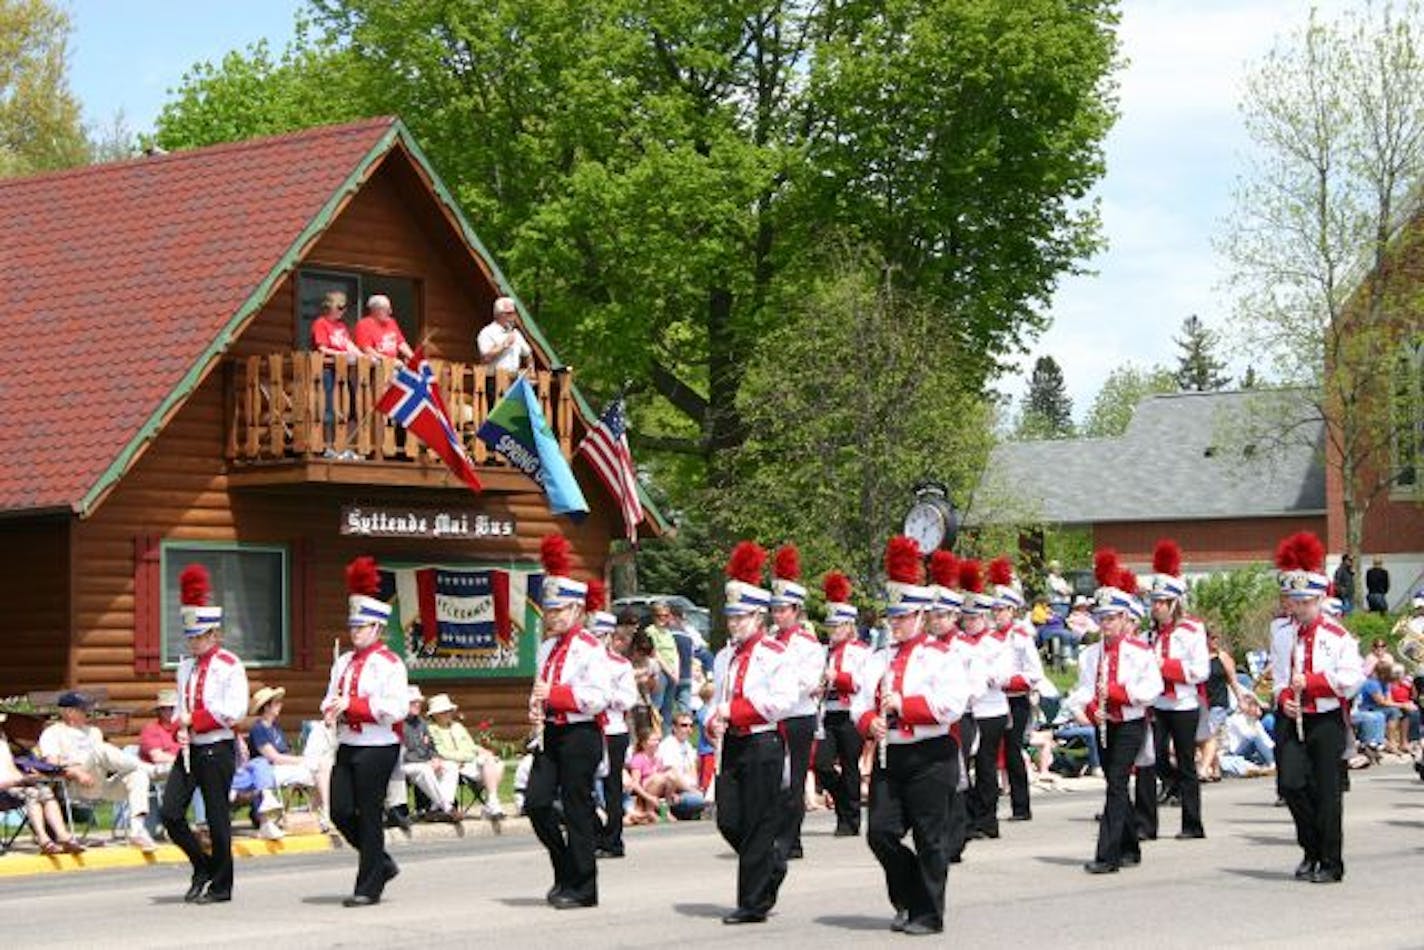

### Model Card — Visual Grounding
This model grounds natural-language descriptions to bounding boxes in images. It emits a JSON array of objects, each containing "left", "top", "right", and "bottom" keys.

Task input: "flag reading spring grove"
[
  {"left": 375, "top": 350, "right": 483, "bottom": 493},
  {"left": 476, "top": 375, "right": 589, "bottom": 518}
]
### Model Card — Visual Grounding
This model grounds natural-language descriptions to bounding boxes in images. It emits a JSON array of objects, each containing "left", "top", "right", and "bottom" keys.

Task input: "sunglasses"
[{"left": 674, "top": 721, "right": 693, "bottom": 728}]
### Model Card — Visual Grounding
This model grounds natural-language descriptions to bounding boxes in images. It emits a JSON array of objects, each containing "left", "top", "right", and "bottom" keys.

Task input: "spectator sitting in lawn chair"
[
  {"left": 1, "top": 713, "right": 84, "bottom": 855},
  {"left": 37, "top": 691, "right": 157, "bottom": 851},
  {"left": 229, "top": 686, "right": 317, "bottom": 840},
  {"left": 425, "top": 694, "right": 507, "bottom": 819},
  {"left": 399, "top": 686, "right": 461, "bottom": 822}
]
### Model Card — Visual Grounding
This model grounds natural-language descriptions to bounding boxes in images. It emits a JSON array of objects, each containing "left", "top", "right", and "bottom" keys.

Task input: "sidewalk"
[{"left": 0, "top": 814, "right": 529, "bottom": 879}]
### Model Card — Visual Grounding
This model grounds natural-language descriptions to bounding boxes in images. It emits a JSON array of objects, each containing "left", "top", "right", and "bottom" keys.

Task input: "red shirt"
[
  {"left": 312, "top": 316, "right": 353, "bottom": 352},
  {"left": 1390, "top": 682, "right": 1413, "bottom": 704},
  {"left": 355, "top": 316, "right": 407, "bottom": 358},
  {"left": 138, "top": 719, "right": 181, "bottom": 763}
]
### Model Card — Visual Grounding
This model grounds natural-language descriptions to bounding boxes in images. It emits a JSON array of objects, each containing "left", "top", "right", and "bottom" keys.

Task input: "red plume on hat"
[
  {"left": 1094, "top": 549, "right": 1121, "bottom": 588},
  {"left": 773, "top": 544, "right": 801, "bottom": 582},
  {"left": 345, "top": 556, "right": 381, "bottom": 597},
  {"left": 823, "top": 571, "right": 853, "bottom": 604},
  {"left": 585, "top": 578, "right": 607, "bottom": 614},
  {"left": 540, "top": 533, "right": 574, "bottom": 577},
  {"left": 1281, "top": 532, "right": 1325, "bottom": 574},
  {"left": 928, "top": 550, "right": 959, "bottom": 589},
  {"left": 1115, "top": 567, "right": 1140, "bottom": 594},
  {"left": 725, "top": 541, "right": 767, "bottom": 584},
  {"left": 958, "top": 559, "right": 984, "bottom": 594},
  {"left": 885, "top": 535, "right": 924, "bottom": 584},
  {"left": 179, "top": 565, "right": 211, "bottom": 607},
  {"left": 1152, "top": 539, "right": 1182, "bottom": 577},
  {"left": 987, "top": 556, "right": 1014, "bottom": 588}
]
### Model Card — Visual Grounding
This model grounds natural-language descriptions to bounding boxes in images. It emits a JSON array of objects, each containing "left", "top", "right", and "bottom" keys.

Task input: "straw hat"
[
  {"left": 426, "top": 693, "right": 458, "bottom": 716},
  {"left": 153, "top": 688, "right": 179, "bottom": 710},
  {"left": 249, "top": 685, "right": 286, "bottom": 716}
]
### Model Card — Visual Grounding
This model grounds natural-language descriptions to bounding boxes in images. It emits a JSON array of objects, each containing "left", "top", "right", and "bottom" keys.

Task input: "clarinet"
[
  {"left": 714, "top": 650, "right": 730, "bottom": 778},
  {"left": 878, "top": 666, "right": 894, "bottom": 770},
  {"left": 1096, "top": 639, "right": 1109, "bottom": 748},
  {"left": 1292, "top": 638, "right": 1305, "bottom": 742}
]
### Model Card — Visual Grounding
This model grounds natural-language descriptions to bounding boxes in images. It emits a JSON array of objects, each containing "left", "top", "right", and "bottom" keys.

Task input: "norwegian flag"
[
  {"left": 575, "top": 397, "right": 644, "bottom": 544},
  {"left": 375, "top": 349, "right": 482, "bottom": 494}
]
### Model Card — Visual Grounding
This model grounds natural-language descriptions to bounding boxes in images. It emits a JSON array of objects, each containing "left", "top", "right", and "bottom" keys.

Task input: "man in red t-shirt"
[
  {"left": 355, "top": 294, "right": 414, "bottom": 361},
  {"left": 139, "top": 689, "right": 183, "bottom": 768}
]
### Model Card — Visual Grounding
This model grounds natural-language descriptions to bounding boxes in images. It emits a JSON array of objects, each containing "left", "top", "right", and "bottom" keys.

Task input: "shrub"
[{"left": 1188, "top": 566, "right": 1280, "bottom": 654}]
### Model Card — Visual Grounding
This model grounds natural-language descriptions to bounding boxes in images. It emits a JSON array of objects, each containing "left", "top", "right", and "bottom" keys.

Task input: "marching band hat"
[
  {"left": 539, "top": 533, "right": 588, "bottom": 609},
  {"left": 346, "top": 556, "right": 393, "bottom": 627},
  {"left": 957, "top": 559, "right": 995, "bottom": 615},
  {"left": 725, "top": 542, "right": 771, "bottom": 616},
  {"left": 884, "top": 536, "right": 933, "bottom": 617},
  {"left": 770, "top": 544, "right": 807, "bottom": 607},
  {"left": 1092, "top": 550, "right": 1146, "bottom": 620},
  {"left": 927, "top": 551, "right": 963, "bottom": 613},
  {"left": 1149, "top": 539, "right": 1188, "bottom": 601},
  {"left": 179, "top": 564, "right": 222, "bottom": 637},
  {"left": 987, "top": 557, "right": 1023, "bottom": 609},
  {"left": 1276, "top": 532, "right": 1328, "bottom": 600},
  {"left": 823, "top": 572, "right": 857, "bottom": 626}
]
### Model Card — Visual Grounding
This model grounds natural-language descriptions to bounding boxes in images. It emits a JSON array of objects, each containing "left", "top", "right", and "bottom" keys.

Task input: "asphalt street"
[{"left": 8, "top": 763, "right": 1422, "bottom": 949}]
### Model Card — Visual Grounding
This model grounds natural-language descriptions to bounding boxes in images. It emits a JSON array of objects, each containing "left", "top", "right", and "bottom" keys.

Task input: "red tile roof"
[{"left": 0, "top": 117, "right": 399, "bottom": 514}]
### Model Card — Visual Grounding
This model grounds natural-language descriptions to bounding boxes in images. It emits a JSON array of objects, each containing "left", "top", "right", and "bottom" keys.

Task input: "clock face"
[{"left": 903, "top": 501, "right": 946, "bottom": 551}]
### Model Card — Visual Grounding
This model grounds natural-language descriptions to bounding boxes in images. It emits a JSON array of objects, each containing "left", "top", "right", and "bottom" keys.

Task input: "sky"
[{"left": 64, "top": 0, "right": 1352, "bottom": 419}]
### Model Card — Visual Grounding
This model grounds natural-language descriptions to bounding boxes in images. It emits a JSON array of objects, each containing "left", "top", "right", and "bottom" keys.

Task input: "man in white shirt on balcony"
[{"left": 477, "top": 296, "right": 533, "bottom": 374}]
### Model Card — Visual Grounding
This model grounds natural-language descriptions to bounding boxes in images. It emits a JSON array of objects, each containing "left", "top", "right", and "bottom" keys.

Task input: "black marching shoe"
[
  {"left": 902, "top": 920, "right": 944, "bottom": 936},
  {"left": 1309, "top": 865, "right": 1344, "bottom": 884},
  {"left": 1083, "top": 860, "right": 1119, "bottom": 875},
  {"left": 195, "top": 891, "right": 231, "bottom": 904},
  {"left": 184, "top": 873, "right": 211, "bottom": 903},
  {"left": 383, "top": 858, "right": 400, "bottom": 883},
  {"left": 342, "top": 895, "right": 379, "bottom": 908},
  {"left": 722, "top": 908, "right": 767, "bottom": 925},
  {"left": 1294, "top": 859, "right": 1318, "bottom": 881},
  {"left": 788, "top": 844, "right": 804, "bottom": 860},
  {"left": 1174, "top": 830, "right": 1205, "bottom": 840},
  {"left": 546, "top": 884, "right": 566, "bottom": 904},
  {"left": 833, "top": 825, "right": 859, "bottom": 837},
  {"left": 1120, "top": 853, "right": 1141, "bottom": 867},
  {"left": 890, "top": 909, "right": 909, "bottom": 933},
  {"left": 550, "top": 893, "right": 598, "bottom": 909},
  {"left": 1008, "top": 813, "right": 1032, "bottom": 822}
]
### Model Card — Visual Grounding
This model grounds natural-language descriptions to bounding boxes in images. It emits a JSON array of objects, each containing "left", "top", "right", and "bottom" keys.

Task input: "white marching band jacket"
[
  {"left": 1002, "top": 619, "right": 1046, "bottom": 698},
  {"left": 323, "top": 644, "right": 409, "bottom": 746},
  {"left": 1270, "top": 616, "right": 1364, "bottom": 716},
  {"left": 823, "top": 637, "right": 870, "bottom": 713},
  {"left": 1151, "top": 616, "right": 1210, "bottom": 712},
  {"left": 1068, "top": 635, "right": 1164, "bottom": 724},
  {"left": 943, "top": 634, "right": 987, "bottom": 712},
  {"left": 776, "top": 624, "right": 827, "bottom": 718},
  {"left": 712, "top": 633, "right": 795, "bottom": 735},
  {"left": 961, "top": 630, "right": 1014, "bottom": 719},
  {"left": 176, "top": 647, "right": 248, "bottom": 745},
  {"left": 851, "top": 635, "right": 969, "bottom": 745},
  {"left": 534, "top": 627, "right": 611, "bottom": 726},
  {"left": 600, "top": 646, "right": 638, "bottom": 737}
]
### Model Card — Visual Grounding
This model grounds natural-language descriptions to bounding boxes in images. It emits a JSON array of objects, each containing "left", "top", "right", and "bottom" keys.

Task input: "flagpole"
[{"left": 334, "top": 333, "right": 439, "bottom": 454}]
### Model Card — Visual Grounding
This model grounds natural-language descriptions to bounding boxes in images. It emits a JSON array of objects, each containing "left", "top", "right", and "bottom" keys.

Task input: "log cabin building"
[{"left": 0, "top": 117, "right": 665, "bottom": 743}]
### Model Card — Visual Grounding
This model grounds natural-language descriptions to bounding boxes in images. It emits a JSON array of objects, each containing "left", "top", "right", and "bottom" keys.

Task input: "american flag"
[{"left": 575, "top": 398, "right": 644, "bottom": 543}]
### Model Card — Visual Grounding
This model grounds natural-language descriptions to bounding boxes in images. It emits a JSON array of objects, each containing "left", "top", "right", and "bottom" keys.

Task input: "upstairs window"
[{"left": 298, "top": 268, "right": 420, "bottom": 351}]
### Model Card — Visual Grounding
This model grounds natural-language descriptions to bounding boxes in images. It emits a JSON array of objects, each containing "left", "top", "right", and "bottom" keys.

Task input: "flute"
[
  {"left": 327, "top": 638, "right": 341, "bottom": 747},
  {"left": 1095, "top": 640, "right": 1109, "bottom": 748},
  {"left": 713, "top": 653, "right": 729, "bottom": 778},
  {"left": 1292, "top": 638, "right": 1306, "bottom": 742},
  {"left": 878, "top": 666, "right": 894, "bottom": 770}
]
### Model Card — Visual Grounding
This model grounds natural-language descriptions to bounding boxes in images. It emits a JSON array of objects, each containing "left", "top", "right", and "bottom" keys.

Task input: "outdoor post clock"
[{"left": 903, "top": 483, "right": 957, "bottom": 552}]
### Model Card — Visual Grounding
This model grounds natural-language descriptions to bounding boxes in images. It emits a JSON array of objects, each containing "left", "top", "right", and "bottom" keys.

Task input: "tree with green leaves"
[
  {"left": 1082, "top": 363, "right": 1176, "bottom": 437},
  {"left": 1016, "top": 355, "right": 1075, "bottom": 440},
  {"left": 1174, "top": 314, "right": 1230, "bottom": 392},
  {"left": 0, "top": 0, "right": 89, "bottom": 177},
  {"left": 1222, "top": 1, "right": 1424, "bottom": 568}
]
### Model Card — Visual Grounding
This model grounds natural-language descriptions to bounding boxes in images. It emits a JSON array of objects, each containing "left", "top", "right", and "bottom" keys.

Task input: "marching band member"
[
  {"left": 1068, "top": 552, "right": 1163, "bottom": 874},
  {"left": 708, "top": 541, "right": 794, "bottom": 924},
  {"left": 927, "top": 551, "right": 975, "bottom": 864},
  {"left": 853, "top": 536, "right": 969, "bottom": 935},
  {"left": 988, "top": 556, "right": 1045, "bottom": 823},
  {"left": 1142, "top": 540, "right": 1209, "bottom": 841},
  {"left": 812, "top": 571, "right": 870, "bottom": 837},
  {"left": 1270, "top": 532, "right": 1364, "bottom": 884},
  {"left": 162, "top": 565, "right": 248, "bottom": 904},
  {"left": 957, "top": 559, "right": 1012, "bottom": 840},
  {"left": 322, "top": 556, "right": 410, "bottom": 907},
  {"left": 591, "top": 582, "right": 638, "bottom": 859},
  {"left": 525, "top": 533, "right": 611, "bottom": 909},
  {"left": 768, "top": 544, "right": 825, "bottom": 861}
]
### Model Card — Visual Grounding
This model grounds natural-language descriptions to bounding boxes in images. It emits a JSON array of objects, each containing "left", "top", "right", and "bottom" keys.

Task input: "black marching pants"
[
  {"left": 813, "top": 710, "right": 863, "bottom": 833},
  {"left": 716, "top": 731, "right": 787, "bottom": 914},
  {"left": 161, "top": 739, "right": 236, "bottom": 895},
  {"left": 1278, "top": 711, "right": 1347, "bottom": 873},
  {"left": 970, "top": 714, "right": 1007, "bottom": 835},
  {"left": 1095, "top": 719, "right": 1147, "bottom": 866},
  {"left": 597, "top": 732, "right": 630, "bottom": 854},
  {"left": 1006, "top": 695, "right": 1033, "bottom": 818},
  {"left": 331, "top": 742, "right": 401, "bottom": 900},
  {"left": 867, "top": 736, "right": 955, "bottom": 930},
  {"left": 777, "top": 714, "right": 816, "bottom": 855},
  {"left": 1149, "top": 707, "right": 1204, "bottom": 837},
  {"left": 526, "top": 722, "right": 603, "bottom": 902}
]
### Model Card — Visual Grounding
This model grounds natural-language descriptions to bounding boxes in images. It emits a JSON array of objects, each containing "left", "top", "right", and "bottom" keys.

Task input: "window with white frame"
[{"left": 161, "top": 543, "right": 289, "bottom": 667}]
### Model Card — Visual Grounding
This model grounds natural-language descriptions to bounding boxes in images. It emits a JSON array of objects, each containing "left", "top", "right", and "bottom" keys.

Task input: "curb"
[
  {"left": 383, "top": 815, "right": 531, "bottom": 846},
  {"left": 0, "top": 832, "right": 333, "bottom": 878}
]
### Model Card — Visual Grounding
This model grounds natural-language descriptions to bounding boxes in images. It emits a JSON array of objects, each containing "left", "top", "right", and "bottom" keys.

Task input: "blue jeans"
[
  {"left": 1231, "top": 733, "right": 1275, "bottom": 767},
  {"left": 657, "top": 672, "right": 676, "bottom": 736},
  {"left": 1056, "top": 724, "right": 1100, "bottom": 770},
  {"left": 1353, "top": 709, "right": 1386, "bottom": 747},
  {"left": 674, "top": 682, "right": 693, "bottom": 716},
  {"left": 669, "top": 790, "right": 706, "bottom": 820}
]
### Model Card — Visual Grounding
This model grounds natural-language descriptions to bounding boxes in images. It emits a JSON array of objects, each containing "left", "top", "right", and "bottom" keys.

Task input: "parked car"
[{"left": 612, "top": 595, "right": 711, "bottom": 640}]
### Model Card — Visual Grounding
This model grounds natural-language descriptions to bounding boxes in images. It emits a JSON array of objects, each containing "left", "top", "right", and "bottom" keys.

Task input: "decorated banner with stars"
[{"left": 378, "top": 563, "right": 543, "bottom": 679}]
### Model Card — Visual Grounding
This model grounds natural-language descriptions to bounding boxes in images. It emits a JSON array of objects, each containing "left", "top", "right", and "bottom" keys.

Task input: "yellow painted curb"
[{"left": 0, "top": 833, "right": 333, "bottom": 878}]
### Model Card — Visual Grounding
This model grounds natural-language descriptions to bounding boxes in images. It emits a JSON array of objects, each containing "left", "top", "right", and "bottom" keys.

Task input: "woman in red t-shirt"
[{"left": 310, "top": 292, "right": 361, "bottom": 458}]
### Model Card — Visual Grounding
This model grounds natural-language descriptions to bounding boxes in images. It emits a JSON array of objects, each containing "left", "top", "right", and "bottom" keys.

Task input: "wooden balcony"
[{"left": 224, "top": 352, "right": 576, "bottom": 490}]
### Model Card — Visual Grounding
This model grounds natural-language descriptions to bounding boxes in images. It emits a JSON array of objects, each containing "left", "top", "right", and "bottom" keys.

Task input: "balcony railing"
[{"left": 224, "top": 352, "right": 576, "bottom": 466}]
